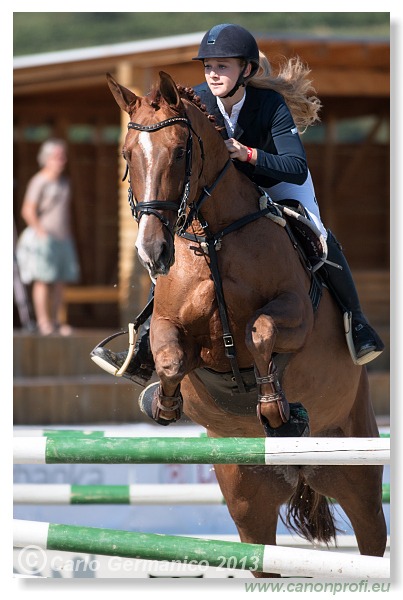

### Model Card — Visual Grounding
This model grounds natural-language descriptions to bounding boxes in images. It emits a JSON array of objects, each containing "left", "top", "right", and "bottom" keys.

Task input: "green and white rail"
[
  {"left": 13, "top": 519, "right": 390, "bottom": 579},
  {"left": 13, "top": 436, "right": 390, "bottom": 466}
]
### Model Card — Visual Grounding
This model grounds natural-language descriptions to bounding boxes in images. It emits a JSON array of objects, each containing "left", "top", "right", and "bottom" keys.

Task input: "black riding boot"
[
  {"left": 324, "top": 230, "right": 384, "bottom": 365},
  {"left": 90, "top": 287, "right": 155, "bottom": 387}
]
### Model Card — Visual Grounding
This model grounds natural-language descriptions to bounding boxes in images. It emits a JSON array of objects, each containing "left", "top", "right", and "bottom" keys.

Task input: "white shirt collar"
[{"left": 217, "top": 92, "right": 246, "bottom": 137}]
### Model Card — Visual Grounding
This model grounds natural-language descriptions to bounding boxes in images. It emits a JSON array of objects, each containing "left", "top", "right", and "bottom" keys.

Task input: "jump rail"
[
  {"left": 13, "top": 436, "right": 390, "bottom": 466},
  {"left": 13, "top": 483, "right": 391, "bottom": 505},
  {"left": 13, "top": 519, "right": 389, "bottom": 579},
  {"left": 12, "top": 429, "right": 391, "bottom": 438}
]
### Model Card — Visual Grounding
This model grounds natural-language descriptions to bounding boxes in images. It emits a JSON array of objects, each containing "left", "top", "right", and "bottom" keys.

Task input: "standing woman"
[
  {"left": 17, "top": 139, "right": 80, "bottom": 335},
  {"left": 91, "top": 24, "right": 383, "bottom": 422}
]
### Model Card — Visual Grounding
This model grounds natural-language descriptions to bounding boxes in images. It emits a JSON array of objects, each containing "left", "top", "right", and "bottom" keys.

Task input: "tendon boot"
[
  {"left": 90, "top": 285, "right": 155, "bottom": 386},
  {"left": 256, "top": 361, "right": 310, "bottom": 437},
  {"left": 324, "top": 230, "right": 384, "bottom": 365},
  {"left": 138, "top": 382, "right": 183, "bottom": 426}
]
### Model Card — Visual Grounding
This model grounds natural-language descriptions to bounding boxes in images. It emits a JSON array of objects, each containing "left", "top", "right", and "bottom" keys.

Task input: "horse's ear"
[
  {"left": 106, "top": 73, "right": 139, "bottom": 114},
  {"left": 158, "top": 71, "right": 182, "bottom": 110}
]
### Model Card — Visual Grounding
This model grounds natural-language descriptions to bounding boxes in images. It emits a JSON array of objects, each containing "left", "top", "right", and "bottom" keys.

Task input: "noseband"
[{"left": 123, "top": 116, "right": 204, "bottom": 236}]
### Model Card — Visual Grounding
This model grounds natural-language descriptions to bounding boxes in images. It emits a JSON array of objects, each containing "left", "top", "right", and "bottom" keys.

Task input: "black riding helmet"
[{"left": 193, "top": 24, "right": 260, "bottom": 98}]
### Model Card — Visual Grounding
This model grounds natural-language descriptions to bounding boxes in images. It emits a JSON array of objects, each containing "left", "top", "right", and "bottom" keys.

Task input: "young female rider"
[{"left": 91, "top": 24, "right": 384, "bottom": 434}]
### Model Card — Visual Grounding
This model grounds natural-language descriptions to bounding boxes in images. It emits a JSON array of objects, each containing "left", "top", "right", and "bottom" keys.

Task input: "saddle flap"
[
  {"left": 259, "top": 194, "right": 327, "bottom": 271},
  {"left": 282, "top": 204, "right": 327, "bottom": 270}
]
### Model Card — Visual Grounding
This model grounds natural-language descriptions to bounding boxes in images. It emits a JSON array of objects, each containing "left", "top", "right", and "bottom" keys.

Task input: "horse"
[{"left": 105, "top": 71, "right": 386, "bottom": 577}]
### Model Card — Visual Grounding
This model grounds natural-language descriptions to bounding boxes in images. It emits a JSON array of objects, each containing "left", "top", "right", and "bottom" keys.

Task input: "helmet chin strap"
[
  {"left": 222, "top": 80, "right": 245, "bottom": 99},
  {"left": 221, "top": 65, "right": 248, "bottom": 99}
]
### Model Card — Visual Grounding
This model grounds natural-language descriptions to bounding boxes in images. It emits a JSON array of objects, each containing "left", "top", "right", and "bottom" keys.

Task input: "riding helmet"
[
  {"left": 193, "top": 23, "right": 260, "bottom": 75},
  {"left": 193, "top": 24, "right": 260, "bottom": 97}
]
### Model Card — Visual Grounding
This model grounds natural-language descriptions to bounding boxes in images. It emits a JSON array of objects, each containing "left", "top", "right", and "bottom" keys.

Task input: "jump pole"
[
  {"left": 13, "top": 519, "right": 389, "bottom": 579},
  {"left": 13, "top": 429, "right": 391, "bottom": 438},
  {"left": 12, "top": 483, "right": 391, "bottom": 505},
  {"left": 13, "top": 436, "right": 390, "bottom": 465},
  {"left": 13, "top": 483, "right": 225, "bottom": 505}
]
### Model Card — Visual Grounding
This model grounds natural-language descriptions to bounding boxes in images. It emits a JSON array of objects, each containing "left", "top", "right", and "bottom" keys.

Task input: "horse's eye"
[{"left": 176, "top": 148, "right": 186, "bottom": 160}]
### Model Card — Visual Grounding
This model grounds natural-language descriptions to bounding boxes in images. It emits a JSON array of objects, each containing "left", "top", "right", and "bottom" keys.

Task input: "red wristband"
[{"left": 246, "top": 147, "right": 253, "bottom": 162}]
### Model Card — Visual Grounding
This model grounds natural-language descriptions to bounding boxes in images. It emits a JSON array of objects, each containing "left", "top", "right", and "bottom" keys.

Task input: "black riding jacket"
[{"left": 193, "top": 83, "right": 308, "bottom": 189}]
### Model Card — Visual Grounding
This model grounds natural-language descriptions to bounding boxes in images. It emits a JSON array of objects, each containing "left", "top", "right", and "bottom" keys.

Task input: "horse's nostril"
[
  {"left": 159, "top": 240, "right": 174, "bottom": 268},
  {"left": 160, "top": 242, "right": 169, "bottom": 260}
]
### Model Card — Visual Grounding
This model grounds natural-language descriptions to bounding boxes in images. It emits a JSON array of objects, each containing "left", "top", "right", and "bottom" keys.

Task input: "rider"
[{"left": 91, "top": 24, "right": 384, "bottom": 426}]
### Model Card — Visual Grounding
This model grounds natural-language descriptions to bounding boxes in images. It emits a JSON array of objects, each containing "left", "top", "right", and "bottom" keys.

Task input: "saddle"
[{"left": 259, "top": 192, "right": 328, "bottom": 273}]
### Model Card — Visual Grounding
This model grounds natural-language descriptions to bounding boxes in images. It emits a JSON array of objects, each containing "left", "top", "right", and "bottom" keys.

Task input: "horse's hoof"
[
  {"left": 262, "top": 402, "right": 310, "bottom": 437},
  {"left": 138, "top": 382, "right": 182, "bottom": 426}
]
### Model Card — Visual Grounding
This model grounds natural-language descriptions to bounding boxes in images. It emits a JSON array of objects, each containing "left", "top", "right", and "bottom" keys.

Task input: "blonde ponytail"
[{"left": 249, "top": 51, "right": 322, "bottom": 132}]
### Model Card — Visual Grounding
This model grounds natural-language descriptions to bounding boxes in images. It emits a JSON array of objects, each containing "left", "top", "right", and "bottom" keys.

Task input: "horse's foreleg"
[
  {"left": 149, "top": 317, "right": 197, "bottom": 421},
  {"left": 245, "top": 291, "right": 312, "bottom": 430}
]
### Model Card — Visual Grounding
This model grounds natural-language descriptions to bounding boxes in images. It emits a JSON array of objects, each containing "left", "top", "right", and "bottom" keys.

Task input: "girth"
[{"left": 193, "top": 353, "right": 291, "bottom": 416}]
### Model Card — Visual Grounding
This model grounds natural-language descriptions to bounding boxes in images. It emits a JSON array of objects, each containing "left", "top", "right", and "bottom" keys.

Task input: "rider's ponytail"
[{"left": 249, "top": 51, "right": 322, "bottom": 133}]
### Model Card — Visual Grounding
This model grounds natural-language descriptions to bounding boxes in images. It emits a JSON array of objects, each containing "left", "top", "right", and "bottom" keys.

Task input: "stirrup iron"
[
  {"left": 343, "top": 312, "right": 384, "bottom": 366},
  {"left": 90, "top": 323, "right": 136, "bottom": 376}
]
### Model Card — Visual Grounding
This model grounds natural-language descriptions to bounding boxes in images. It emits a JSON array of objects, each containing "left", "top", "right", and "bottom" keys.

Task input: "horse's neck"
[
  {"left": 185, "top": 103, "right": 260, "bottom": 229},
  {"left": 199, "top": 160, "right": 259, "bottom": 229}
]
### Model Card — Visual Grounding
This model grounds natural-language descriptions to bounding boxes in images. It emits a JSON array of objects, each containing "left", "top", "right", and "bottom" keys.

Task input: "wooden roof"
[{"left": 14, "top": 32, "right": 389, "bottom": 98}]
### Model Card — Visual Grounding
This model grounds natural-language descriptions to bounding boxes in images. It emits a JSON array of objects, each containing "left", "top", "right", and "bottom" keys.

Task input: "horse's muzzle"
[{"left": 137, "top": 239, "right": 175, "bottom": 278}]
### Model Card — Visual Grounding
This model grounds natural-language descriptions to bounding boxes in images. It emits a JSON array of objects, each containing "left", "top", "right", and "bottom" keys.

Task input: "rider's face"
[{"left": 204, "top": 58, "right": 249, "bottom": 98}]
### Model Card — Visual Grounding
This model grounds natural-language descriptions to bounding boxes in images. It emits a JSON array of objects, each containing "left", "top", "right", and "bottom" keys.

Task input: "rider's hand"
[{"left": 224, "top": 138, "right": 257, "bottom": 164}]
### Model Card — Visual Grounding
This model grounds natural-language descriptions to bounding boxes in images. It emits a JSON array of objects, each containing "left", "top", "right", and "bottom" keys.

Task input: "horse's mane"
[{"left": 148, "top": 84, "right": 219, "bottom": 129}]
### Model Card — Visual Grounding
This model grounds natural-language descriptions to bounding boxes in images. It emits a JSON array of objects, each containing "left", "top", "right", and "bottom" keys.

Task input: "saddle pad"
[{"left": 194, "top": 367, "right": 258, "bottom": 415}]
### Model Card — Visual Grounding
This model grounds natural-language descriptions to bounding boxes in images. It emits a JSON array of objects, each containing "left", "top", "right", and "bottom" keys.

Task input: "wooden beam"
[
  {"left": 260, "top": 39, "right": 389, "bottom": 70},
  {"left": 312, "top": 69, "right": 389, "bottom": 97},
  {"left": 14, "top": 39, "right": 389, "bottom": 98}
]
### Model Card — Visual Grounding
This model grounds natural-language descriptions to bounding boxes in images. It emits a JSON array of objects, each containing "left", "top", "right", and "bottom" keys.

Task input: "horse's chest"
[
  {"left": 178, "top": 279, "right": 217, "bottom": 328},
  {"left": 177, "top": 276, "right": 253, "bottom": 359}
]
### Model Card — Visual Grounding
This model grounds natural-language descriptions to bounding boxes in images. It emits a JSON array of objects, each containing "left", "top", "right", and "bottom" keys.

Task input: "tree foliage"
[{"left": 14, "top": 12, "right": 389, "bottom": 56}]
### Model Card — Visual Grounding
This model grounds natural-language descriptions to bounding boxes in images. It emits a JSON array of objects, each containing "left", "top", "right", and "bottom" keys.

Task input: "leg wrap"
[
  {"left": 255, "top": 361, "right": 290, "bottom": 424},
  {"left": 139, "top": 381, "right": 183, "bottom": 426},
  {"left": 153, "top": 384, "right": 183, "bottom": 423}
]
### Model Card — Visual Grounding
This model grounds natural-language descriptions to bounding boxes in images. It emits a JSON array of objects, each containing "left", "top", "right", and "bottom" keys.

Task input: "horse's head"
[{"left": 107, "top": 71, "right": 207, "bottom": 278}]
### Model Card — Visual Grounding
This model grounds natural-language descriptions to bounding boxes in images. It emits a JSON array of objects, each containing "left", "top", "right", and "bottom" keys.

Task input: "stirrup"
[
  {"left": 343, "top": 312, "right": 384, "bottom": 366},
  {"left": 90, "top": 323, "right": 136, "bottom": 377}
]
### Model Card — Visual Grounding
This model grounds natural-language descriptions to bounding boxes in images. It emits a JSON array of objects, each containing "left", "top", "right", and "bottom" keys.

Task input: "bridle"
[
  {"left": 123, "top": 116, "right": 203, "bottom": 236},
  {"left": 122, "top": 114, "right": 231, "bottom": 237}
]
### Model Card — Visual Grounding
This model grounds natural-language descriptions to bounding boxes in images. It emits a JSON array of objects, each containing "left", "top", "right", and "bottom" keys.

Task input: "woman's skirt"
[{"left": 16, "top": 228, "right": 80, "bottom": 284}]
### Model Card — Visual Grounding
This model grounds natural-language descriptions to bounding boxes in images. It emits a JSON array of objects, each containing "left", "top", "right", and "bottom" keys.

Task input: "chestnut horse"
[{"left": 106, "top": 71, "right": 386, "bottom": 577}]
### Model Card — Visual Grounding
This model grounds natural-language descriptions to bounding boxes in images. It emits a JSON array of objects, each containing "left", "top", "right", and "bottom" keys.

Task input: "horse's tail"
[{"left": 283, "top": 474, "right": 338, "bottom": 544}]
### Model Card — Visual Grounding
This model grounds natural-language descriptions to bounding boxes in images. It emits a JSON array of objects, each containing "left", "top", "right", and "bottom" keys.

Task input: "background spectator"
[{"left": 16, "top": 138, "right": 79, "bottom": 335}]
